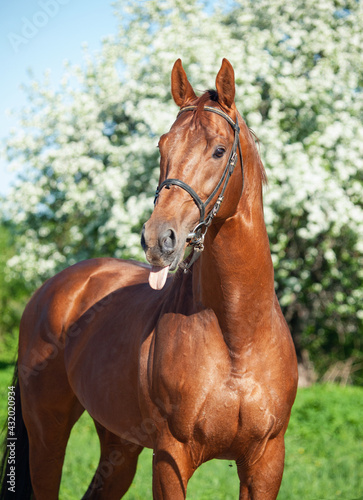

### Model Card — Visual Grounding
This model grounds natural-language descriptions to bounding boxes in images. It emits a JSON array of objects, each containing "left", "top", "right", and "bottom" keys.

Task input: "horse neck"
[{"left": 192, "top": 129, "right": 275, "bottom": 354}]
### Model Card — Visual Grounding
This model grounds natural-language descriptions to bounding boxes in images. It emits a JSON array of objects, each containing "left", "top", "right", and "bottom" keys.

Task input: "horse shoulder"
[{"left": 64, "top": 279, "right": 168, "bottom": 438}]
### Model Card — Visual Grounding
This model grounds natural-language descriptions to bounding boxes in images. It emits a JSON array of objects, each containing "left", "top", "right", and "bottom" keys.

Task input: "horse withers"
[{"left": 0, "top": 59, "right": 298, "bottom": 500}]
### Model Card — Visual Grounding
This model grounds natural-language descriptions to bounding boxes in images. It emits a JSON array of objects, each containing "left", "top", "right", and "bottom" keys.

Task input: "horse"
[{"left": 0, "top": 58, "right": 298, "bottom": 500}]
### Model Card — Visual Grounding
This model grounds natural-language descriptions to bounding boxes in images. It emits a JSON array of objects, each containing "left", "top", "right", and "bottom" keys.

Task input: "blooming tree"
[{"left": 2, "top": 0, "right": 363, "bottom": 381}]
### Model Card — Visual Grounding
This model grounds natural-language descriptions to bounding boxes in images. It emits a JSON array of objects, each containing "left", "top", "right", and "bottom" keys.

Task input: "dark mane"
[
  {"left": 194, "top": 89, "right": 220, "bottom": 117},
  {"left": 248, "top": 127, "right": 268, "bottom": 185}
]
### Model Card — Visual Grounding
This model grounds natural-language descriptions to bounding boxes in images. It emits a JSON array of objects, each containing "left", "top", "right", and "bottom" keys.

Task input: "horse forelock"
[{"left": 194, "top": 89, "right": 220, "bottom": 117}]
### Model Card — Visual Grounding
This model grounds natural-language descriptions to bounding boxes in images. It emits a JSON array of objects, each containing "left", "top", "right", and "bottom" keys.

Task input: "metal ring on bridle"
[{"left": 153, "top": 105, "right": 244, "bottom": 269}]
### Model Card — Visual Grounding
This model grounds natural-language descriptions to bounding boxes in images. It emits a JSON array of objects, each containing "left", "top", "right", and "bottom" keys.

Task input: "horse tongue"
[{"left": 149, "top": 265, "right": 170, "bottom": 290}]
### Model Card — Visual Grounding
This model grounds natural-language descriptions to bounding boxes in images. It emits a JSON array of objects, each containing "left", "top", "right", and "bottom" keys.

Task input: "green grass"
[{"left": 1, "top": 363, "right": 362, "bottom": 499}]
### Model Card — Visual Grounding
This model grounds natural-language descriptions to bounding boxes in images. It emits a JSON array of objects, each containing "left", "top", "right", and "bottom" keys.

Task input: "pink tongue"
[{"left": 148, "top": 265, "right": 170, "bottom": 290}]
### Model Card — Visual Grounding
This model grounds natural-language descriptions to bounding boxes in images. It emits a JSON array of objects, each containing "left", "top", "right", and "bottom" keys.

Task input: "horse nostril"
[{"left": 160, "top": 228, "right": 177, "bottom": 254}]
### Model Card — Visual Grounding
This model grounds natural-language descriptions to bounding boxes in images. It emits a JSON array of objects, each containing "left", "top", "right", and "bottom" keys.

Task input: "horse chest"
[{"left": 147, "top": 311, "right": 276, "bottom": 460}]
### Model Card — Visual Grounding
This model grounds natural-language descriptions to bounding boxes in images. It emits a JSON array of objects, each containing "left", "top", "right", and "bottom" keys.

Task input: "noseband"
[{"left": 154, "top": 105, "right": 244, "bottom": 270}]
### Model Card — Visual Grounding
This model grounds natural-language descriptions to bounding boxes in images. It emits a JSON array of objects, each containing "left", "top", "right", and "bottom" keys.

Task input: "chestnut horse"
[{"left": 0, "top": 59, "right": 297, "bottom": 500}]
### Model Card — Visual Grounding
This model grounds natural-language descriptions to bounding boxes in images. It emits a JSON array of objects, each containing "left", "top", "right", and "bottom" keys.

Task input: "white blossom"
[{"left": 1, "top": 0, "right": 362, "bottom": 333}]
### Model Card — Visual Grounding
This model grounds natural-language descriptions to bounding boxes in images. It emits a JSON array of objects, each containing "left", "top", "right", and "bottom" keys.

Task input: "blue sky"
[{"left": 0, "top": 0, "right": 118, "bottom": 195}]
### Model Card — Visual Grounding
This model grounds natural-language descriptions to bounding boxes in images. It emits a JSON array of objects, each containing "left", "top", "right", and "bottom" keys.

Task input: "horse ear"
[
  {"left": 171, "top": 59, "right": 197, "bottom": 107},
  {"left": 215, "top": 58, "right": 235, "bottom": 109}
]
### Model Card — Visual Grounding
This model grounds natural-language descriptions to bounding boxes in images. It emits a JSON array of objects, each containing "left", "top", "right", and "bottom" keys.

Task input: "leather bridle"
[{"left": 153, "top": 105, "right": 244, "bottom": 269}]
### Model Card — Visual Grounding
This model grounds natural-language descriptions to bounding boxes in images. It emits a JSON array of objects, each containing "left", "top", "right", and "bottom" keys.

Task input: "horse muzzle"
[
  {"left": 141, "top": 222, "right": 187, "bottom": 268},
  {"left": 141, "top": 221, "right": 189, "bottom": 290}
]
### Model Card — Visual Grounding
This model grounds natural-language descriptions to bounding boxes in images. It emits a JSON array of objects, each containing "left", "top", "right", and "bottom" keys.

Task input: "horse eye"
[{"left": 213, "top": 147, "right": 226, "bottom": 159}]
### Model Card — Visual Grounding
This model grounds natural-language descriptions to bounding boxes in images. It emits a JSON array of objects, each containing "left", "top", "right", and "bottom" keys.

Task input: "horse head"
[{"left": 141, "top": 59, "right": 244, "bottom": 289}]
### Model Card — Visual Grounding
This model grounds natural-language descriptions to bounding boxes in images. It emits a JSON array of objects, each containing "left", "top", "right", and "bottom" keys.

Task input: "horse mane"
[
  {"left": 192, "top": 90, "right": 268, "bottom": 186},
  {"left": 248, "top": 127, "right": 268, "bottom": 186}
]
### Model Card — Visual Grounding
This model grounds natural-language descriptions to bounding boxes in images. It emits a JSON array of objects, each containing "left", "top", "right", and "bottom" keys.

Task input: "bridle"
[{"left": 153, "top": 105, "right": 244, "bottom": 270}]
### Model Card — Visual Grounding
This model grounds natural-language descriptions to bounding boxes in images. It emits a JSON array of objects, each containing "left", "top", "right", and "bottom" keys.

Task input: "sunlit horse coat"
[{"left": 0, "top": 59, "right": 298, "bottom": 500}]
